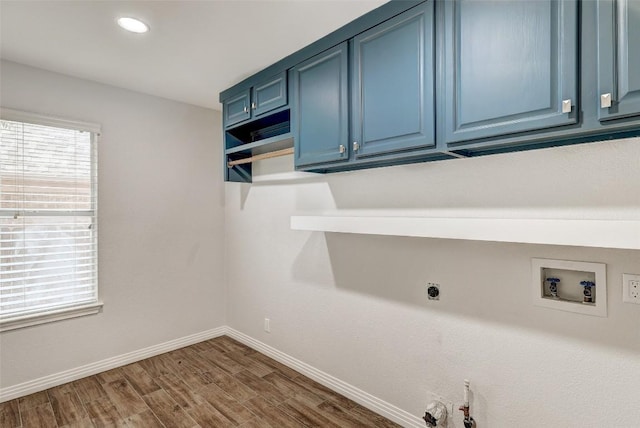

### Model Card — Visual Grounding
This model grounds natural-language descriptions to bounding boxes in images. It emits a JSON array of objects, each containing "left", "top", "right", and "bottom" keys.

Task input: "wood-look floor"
[{"left": 0, "top": 336, "right": 401, "bottom": 428}]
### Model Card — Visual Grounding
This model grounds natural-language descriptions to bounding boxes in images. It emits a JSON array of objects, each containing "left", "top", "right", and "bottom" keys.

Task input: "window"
[{"left": 0, "top": 109, "right": 101, "bottom": 331}]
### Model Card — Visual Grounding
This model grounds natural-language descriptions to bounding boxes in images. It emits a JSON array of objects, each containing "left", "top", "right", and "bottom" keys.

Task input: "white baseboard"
[
  {"left": 0, "top": 326, "right": 226, "bottom": 402},
  {"left": 225, "top": 327, "right": 424, "bottom": 428},
  {"left": 1, "top": 326, "right": 422, "bottom": 427}
]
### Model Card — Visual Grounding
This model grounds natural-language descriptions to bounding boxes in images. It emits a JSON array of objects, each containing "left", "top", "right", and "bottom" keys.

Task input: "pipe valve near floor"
[
  {"left": 423, "top": 400, "right": 447, "bottom": 427},
  {"left": 459, "top": 379, "right": 477, "bottom": 428}
]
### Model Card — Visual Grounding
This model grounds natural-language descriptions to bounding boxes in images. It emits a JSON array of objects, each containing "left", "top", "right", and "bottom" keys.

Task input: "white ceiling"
[{"left": 0, "top": 0, "right": 386, "bottom": 110}]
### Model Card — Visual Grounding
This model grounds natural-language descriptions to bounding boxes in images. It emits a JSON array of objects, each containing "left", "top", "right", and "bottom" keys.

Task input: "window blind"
[{"left": 0, "top": 118, "right": 98, "bottom": 321}]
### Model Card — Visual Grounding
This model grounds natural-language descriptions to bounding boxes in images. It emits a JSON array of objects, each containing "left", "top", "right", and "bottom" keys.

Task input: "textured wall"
[
  {"left": 225, "top": 137, "right": 640, "bottom": 427},
  {"left": 0, "top": 60, "right": 226, "bottom": 388},
  {"left": 2, "top": 58, "right": 639, "bottom": 427}
]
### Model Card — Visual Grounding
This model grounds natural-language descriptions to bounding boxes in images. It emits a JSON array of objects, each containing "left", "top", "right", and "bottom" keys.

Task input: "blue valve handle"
[
  {"left": 580, "top": 281, "right": 596, "bottom": 287},
  {"left": 546, "top": 277, "right": 561, "bottom": 284}
]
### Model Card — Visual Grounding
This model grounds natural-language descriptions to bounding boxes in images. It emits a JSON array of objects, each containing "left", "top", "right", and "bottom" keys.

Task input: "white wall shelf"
[{"left": 290, "top": 216, "right": 640, "bottom": 250}]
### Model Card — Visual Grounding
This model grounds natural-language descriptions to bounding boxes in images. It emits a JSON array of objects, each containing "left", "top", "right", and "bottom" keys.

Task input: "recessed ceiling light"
[{"left": 117, "top": 17, "right": 149, "bottom": 34}]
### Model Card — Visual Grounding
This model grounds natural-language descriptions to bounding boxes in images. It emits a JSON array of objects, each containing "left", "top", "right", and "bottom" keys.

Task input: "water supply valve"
[
  {"left": 546, "top": 277, "right": 560, "bottom": 298},
  {"left": 459, "top": 379, "right": 477, "bottom": 428},
  {"left": 580, "top": 280, "right": 595, "bottom": 303},
  {"left": 423, "top": 400, "right": 447, "bottom": 427}
]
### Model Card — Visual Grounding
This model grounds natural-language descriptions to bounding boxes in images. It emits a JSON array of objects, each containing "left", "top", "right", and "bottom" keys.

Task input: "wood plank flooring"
[{"left": 0, "top": 336, "right": 401, "bottom": 428}]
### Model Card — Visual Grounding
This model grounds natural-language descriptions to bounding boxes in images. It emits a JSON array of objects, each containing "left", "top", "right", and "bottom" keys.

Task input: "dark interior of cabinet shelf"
[
  {"left": 225, "top": 109, "right": 293, "bottom": 183},
  {"left": 225, "top": 109, "right": 290, "bottom": 150}
]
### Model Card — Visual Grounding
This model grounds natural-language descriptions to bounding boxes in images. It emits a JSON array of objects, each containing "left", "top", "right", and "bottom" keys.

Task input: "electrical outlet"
[
  {"left": 264, "top": 318, "right": 271, "bottom": 333},
  {"left": 622, "top": 274, "right": 640, "bottom": 304},
  {"left": 426, "top": 283, "right": 440, "bottom": 300}
]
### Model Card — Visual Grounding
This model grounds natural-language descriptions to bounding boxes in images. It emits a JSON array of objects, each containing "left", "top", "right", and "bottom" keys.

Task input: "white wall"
[
  {"left": 0, "top": 60, "right": 225, "bottom": 388},
  {"left": 3, "top": 58, "right": 639, "bottom": 427},
  {"left": 225, "top": 137, "right": 640, "bottom": 426}
]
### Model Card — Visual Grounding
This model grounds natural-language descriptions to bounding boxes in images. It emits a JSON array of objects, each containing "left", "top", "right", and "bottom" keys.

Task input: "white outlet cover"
[
  {"left": 622, "top": 273, "right": 640, "bottom": 304},
  {"left": 532, "top": 258, "right": 607, "bottom": 317}
]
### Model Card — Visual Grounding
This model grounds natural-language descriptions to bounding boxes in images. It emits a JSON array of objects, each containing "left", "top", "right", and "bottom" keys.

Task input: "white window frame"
[{"left": 0, "top": 108, "right": 102, "bottom": 331}]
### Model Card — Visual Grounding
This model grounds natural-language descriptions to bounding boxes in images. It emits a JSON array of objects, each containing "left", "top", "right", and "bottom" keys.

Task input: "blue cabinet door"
[
  {"left": 444, "top": 0, "right": 578, "bottom": 144},
  {"left": 597, "top": 0, "right": 640, "bottom": 121},
  {"left": 224, "top": 90, "right": 251, "bottom": 127},
  {"left": 252, "top": 72, "right": 287, "bottom": 117},
  {"left": 292, "top": 42, "right": 349, "bottom": 168},
  {"left": 352, "top": 1, "right": 435, "bottom": 158}
]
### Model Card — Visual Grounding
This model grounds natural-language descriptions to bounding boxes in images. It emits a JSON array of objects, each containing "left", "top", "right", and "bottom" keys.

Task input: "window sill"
[{"left": 0, "top": 302, "right": 103, "bottom": 332}]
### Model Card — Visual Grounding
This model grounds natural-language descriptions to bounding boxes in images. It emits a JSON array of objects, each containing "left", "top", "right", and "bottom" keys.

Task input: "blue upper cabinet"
[
  {"left": 223, "top": 72, "right": 287, "bottom": 128},
  {"left": 252, "top": 72, "right": 287, "bottom": 118},
  {"left": 292, "top": 43, "right": 349, "bottom": 167},
  {"left": 443, "top": 0, "right": 578, "bottom": 145},
  {"left": 221, "top": 0, "right": 640, "bottom": 181},
  {"left": 351, "top": 1, "right": 435, "bottom": 158},
  {"left": 597, "top": 0, "right": 640, "bottom": 121},
  {"left": 224, "top": 89, "right": 251, "bottom": 127}
]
